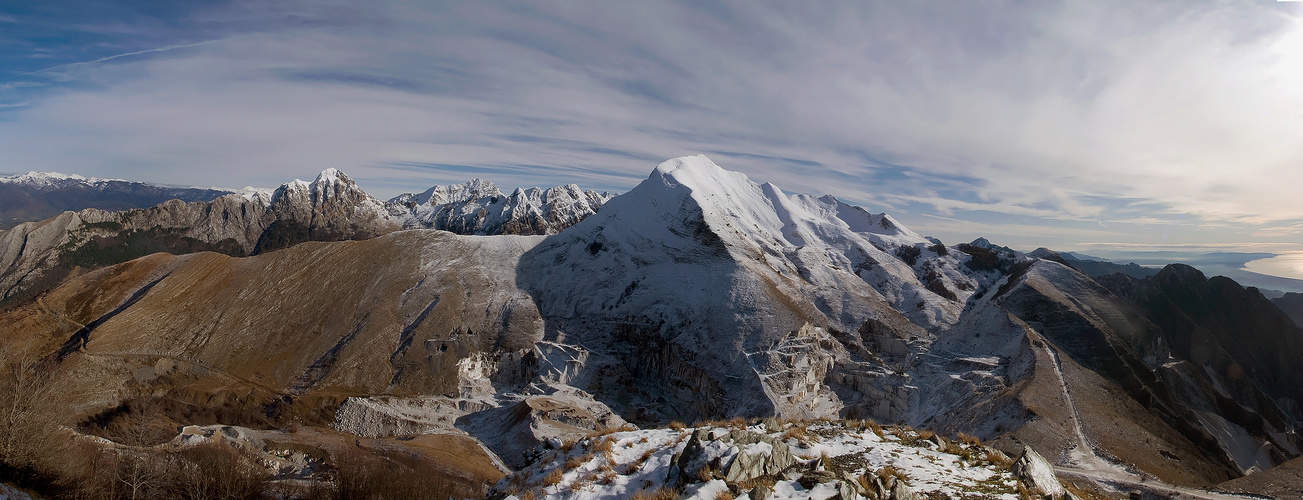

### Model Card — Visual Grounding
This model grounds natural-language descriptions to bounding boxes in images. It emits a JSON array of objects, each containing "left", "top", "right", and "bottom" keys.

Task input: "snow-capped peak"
[
  {"left": 0, "top": 171, "right": 119, "bottom": 186},
  {"left": 314, "top": 168, "right": 345, "bottom": 185},
  {"left": 525, "top": 154, "right": 992, "bottom": 343},
  {"left": 385, "top": 178, "right": 611, "bottom": 235}
]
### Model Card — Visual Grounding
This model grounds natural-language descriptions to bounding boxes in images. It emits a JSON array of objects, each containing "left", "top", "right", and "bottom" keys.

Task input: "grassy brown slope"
[
  {"left": 1062, "top": 349, "right": 1236, "bottom": 486},
  {"left": 22, "top": 231, "right": 542, "bottom": 397},
  {"left": 1217, "top": 455, "right": 1303, "bottom": 499},
  {"left": 0, "top": 231, "right": 546, "bottom": 431}
]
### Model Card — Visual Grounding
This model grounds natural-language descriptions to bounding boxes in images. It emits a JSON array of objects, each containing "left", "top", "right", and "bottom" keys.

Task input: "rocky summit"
[{"left": 1, "top": 155, "right": 1300, "bottom": 499}]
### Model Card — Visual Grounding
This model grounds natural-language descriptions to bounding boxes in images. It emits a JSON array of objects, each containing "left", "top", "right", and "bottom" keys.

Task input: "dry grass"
[
  {"left": 715, "top": 489, "right": 735, "bottom": 500},
  {"left": 728, "top": 417, "right": 747, "bottom": 429},
  {"left": 629, "top": 487, "right": 678, "bottom": 500},
  {"left": 865, "top": 419, "right": 884, "bottom": 438},
  {"left": 855, "top": 474, "right": 875, "bottom": 496},
  {"left": 596, "top": 438, "right": 615, "bottom": 453},
  {"left": 983, "top": 448, "right": 1014, "bottom": 468},
  {"left": 956, "top": 432, "right": 982, "bottom": 447},
  {"left": 877, "top": 465, "right": 907, "bottom": 484},
  {"left": 597, "top": 470, "right": 618, "bottom": 485},
  {"left": 669, "top": 421, "right": 686, "bottom": 430},
  {"left": 696, "top": 465, "right": 715, "bottom": 482},
  {"left": 543, "top": 468, "right": 564, "bottom": 487},
  {"left": 563, "top": 455, "right": 586, "bottom": 471},
  {"left": 781, "top": 425, "right": 809, "bottom": 441},
  {"left": 1016, "top": 481, "right": 1033, "bottom": 500}
]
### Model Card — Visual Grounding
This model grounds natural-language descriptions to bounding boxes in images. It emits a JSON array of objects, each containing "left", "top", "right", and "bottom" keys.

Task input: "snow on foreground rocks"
[{"left": 491, "top": 420, "right": 1073, "bottom": 500}]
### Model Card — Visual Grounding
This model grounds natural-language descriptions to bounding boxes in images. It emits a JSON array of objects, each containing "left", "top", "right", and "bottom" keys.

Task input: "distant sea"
[{"left": 1244, "top": 252, "right": 1303, "bottom": 282}]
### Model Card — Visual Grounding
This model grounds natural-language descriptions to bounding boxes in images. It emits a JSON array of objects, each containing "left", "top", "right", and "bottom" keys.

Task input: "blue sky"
[{"left": 2, "top": 0, "right": 1303, "bottom": 283}]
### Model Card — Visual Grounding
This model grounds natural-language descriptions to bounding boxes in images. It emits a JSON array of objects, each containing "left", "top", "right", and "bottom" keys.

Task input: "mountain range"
[
  {"left": 1, "top": 155, "right": 1301, "bottom": 499},
  {"left": 0, "top": 171, "right": 232, "bottom": 230}
]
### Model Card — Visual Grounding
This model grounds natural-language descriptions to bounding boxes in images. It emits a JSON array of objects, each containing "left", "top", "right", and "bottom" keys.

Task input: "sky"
[{"left": 1, "top": 0, "right": 1302, "bottom": 285}]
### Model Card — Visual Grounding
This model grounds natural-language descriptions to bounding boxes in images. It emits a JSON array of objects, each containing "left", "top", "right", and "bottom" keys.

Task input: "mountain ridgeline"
[
  {"left": 0, "top": 169, "right": 612, "bottom": 308},
  {"left": 0, "top": 171, "right": 234, "bottom": 230},
  {"left": 1, "top": 155, "right": 1301, "bottom": 495}
]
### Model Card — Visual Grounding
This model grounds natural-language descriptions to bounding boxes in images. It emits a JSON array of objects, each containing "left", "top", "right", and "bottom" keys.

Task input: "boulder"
[
  {"left": 833, "top": 480, "right": 857, "bottom": 500},
  {"left": 1011, "top": 446, "right": 1066, "bottom": 498},
  {"left": 890, "top": 479, "right": 918, "bottom": 500}
]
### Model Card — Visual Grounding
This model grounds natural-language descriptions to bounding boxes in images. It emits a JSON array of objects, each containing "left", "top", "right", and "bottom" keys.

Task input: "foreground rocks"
[{"left": 491, "top": 420, "right": 1067, "bottom": 499}]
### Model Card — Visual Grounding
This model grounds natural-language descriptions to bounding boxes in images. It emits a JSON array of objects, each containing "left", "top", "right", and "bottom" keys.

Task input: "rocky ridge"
[
  {"left": 0, "top": 170, "right": 612, "bottom": 306},
  {"left": 492, "top": 420, "right": 1071, "bottom": 500}
]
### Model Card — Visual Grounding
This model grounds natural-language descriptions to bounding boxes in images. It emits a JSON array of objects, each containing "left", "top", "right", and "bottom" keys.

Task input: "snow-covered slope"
[
  {"left": 387, "top": 179, "right": 612, "bottom": 235},
  {"left": 516, "top": 155, "right": 1012, "bottom": 422}
]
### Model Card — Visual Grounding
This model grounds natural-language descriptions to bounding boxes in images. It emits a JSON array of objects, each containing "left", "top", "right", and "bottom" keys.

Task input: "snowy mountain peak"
[
  {"left": 525, "top": 155, "right": 994, "bottom": 353},
  {"left": 385, "top": 178, "right": 610, "bottom": 235},
  {"left": 313, "top": 168, "right": 346, "bottom": 185},
  {"left": 651, "top": 154, "right": 750, "bottom": 191}
]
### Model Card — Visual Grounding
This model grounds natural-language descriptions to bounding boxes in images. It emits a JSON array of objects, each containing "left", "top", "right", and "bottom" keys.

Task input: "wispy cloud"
[
  {"left": 0, "top": 1, "right": 1301, "bottom": 253},
  {"left": 26, "top": 40, "right": 221, "bottom": 75}
]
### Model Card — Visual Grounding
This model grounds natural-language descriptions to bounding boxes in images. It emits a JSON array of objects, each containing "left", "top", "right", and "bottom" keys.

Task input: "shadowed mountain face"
[
  {"left": 1056, "top": 252, "right": 1159, "bottom": 279},
  {"left": 1274, "top": 292, "right": 1303, "bottom": 328},
  {"left": 0, "top": 172, "right": 231, "bottom": 230},
  {"left": 1, "top": 155, "right": 1300, "bottom": 489}
]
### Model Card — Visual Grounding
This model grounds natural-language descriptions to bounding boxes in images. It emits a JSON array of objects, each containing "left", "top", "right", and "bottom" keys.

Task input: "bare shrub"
[
  {"left": 168, "top": 443, "right": 266, "bottom": 500},
  {"left": 330, "top": 447, "right": 486, "bottom": 500},
  {"left": 0, "top": 352, "right": 58, "bottom": 471}
]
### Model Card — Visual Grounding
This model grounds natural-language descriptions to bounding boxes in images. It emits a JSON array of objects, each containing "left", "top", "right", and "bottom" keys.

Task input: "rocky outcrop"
[
  {"left": 889, "top": 479, "right": 919, "bottom": 500},
  {"left": 0, "top": 211, "right": 82, "bottom": 304},
  {"left": 0, "top": 169, "right": 401, "bottom": 303},
  {"left": 670, "top": 428, "right": 797, "bottom": 486}
]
